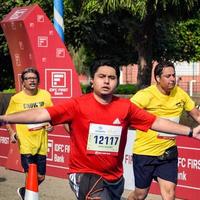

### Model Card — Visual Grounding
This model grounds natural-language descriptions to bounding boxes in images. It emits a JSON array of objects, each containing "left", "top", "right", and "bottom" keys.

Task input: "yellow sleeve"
[
  {"left": 130, "top": 90, "right": 151, "bottom": 109},
  {"left": 5, "top": 97, "right": 15, "bottom": 114},
  {"left": 45, "top": 91, "right": 53, "bottom": 106},
  {"left": 181, "top": 89, "right": 195, "bottom": 111}
]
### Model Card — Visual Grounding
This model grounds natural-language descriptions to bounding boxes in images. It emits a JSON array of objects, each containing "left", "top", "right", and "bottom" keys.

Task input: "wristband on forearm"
[
  {"left": 0, "top": 116, "right": 8, "bottom": 126},
  {"left": 0, "top": 121, "right": 7, "bottom": 126},
  {"left": 188, "top": 128, "right": 193, "bottom": 137}
]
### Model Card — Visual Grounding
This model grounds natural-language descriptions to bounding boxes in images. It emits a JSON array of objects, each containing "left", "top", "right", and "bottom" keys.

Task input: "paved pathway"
[{"left": 0, "top": 166, "right": 177, "bottom": 199}]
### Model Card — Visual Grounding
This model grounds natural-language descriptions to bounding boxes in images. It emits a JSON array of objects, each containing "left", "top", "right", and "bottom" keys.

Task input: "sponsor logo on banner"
[
  {"left": 17, "top": 74, "right": 22, "bottom": 90},
  {"left": 49, "top": 30, "right": 54, "bottom": 36},
  {"left": 29, "top": 53, "right": 32, "bottom": 60},
  {"left": 38, "top": 36, "right": 48, "bottom": 47},
  {"left": 29, "top": 22, "right": 34, "bottom": 28},
  {"left": 177, "top": 146, "right": 200, "bottom": 189},
  {"left": 9, "top": 9, "right": 27, "bottom": 20},
  {"left": 37, "top": 15, "right": 44, "bottom": 22},
  {"left": 11, "top": 22, "right": 16, "bottom": 30},
  {"left": 150, "top": 144, "right": 200, "bottom": 198},
  {"left": 56, "top": 48, "right": 65, "bottom": 58},
  {"left": 0, "top": 136, "right": 9, "bottom": 145},
  {"left": 14, "top": 54, "right": 21, "bottom": 66},
  {"left": 123, "top": 130, "right": 135, "bottom": 190},
  {"left": 47, "top": 138, "right": 70, "bottom": 163},
  {"left": 47, "top": 140, "right": 54, "bottom": 161},
  {"left": 0, "top": 129, "right": 10, "bottom": 164},
  {"left": 19, "top": 41, "right": 24, "bottom": 50},
  {"left": 42, "top": 57, "right": 47, "bottom": 63},
  {"left": 45, "top": 69, "right": 72, "bottom": 98}
]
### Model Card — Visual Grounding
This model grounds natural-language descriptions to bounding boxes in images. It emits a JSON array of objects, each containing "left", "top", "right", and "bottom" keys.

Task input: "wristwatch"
[{"left": 188, "top": 128, "right": 193, "bottom": 137}]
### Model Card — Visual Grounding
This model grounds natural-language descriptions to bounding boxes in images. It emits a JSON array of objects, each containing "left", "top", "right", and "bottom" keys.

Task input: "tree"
[
  {"left": 164, "top": 17, "right": 200, "bottom": 62},
  {"left": 64, "top": 0, "right": 200, "bottom": 88},
  {"left": 68, "top": 45, "right": 90, "bottom": 75},
  {"left": 0, "top": 0, "right": 200, "bottom": 90}
]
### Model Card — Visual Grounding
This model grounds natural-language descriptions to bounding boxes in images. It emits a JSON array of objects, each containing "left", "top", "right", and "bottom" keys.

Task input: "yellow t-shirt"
[
  {"left": 6, "top": 89, "right": 53, "bottom": 155},
  {"left": 130, "top": 85, "right": 195, "bottom": 156}
]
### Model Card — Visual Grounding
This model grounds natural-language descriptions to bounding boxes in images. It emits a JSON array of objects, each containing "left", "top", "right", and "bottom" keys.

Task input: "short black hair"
[
  {"left": 90, "top": 58, "right": 120, "bottom": 80},
  {"left": 21, "top": 67, "right": 40, "bottom": 83},
  {"left": 154, "top": 61, "right": 175, "bottom": 81}
]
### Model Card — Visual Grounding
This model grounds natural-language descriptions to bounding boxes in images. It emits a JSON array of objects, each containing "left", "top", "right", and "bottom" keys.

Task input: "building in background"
[
  {"left": 79, "top": 62, "right": 200, "bottom": 96},
  {"left": 120, "top": 62, "right": 200, "bottom": 96}
]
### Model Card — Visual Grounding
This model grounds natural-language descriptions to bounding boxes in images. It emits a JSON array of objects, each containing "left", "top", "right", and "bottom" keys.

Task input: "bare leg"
[
  {"left": 157, "top": 177, "right": 176, "bottom": 200},
  {"left": 127, "top": 187, "right": 150, "bottom": 200}
]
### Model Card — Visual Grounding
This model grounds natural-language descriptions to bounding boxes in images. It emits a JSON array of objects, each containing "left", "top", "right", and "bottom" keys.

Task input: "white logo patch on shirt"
[{"left": 113, "top": 118, "right": 121, "bottom": 125}]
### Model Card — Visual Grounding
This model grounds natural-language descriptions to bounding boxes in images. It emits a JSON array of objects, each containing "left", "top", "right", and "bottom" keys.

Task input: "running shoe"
[{"left": 17, "top": 187, "right": 25, "bottom": 200}]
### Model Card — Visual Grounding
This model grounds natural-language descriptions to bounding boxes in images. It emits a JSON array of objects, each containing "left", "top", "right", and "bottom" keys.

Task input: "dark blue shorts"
[
  {"left": 21, "top": 154, "right": 46, "bottom": 175},
  {"left": 133, "top": 154, "right": 178, "bottom": 189}
]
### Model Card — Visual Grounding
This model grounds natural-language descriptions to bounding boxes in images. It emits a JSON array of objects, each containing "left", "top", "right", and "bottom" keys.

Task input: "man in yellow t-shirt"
[
  {"left": 6, "top": 67, "right": 53, "bottom": 200},
  {"left": 128, "top": 61, "right": 200, "bottom": 200}
]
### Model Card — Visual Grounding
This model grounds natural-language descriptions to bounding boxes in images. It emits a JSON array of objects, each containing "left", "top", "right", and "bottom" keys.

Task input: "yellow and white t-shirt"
[
  {"left": 6, "top": 89, "right": 53, "bottom": 155},
  {"left": 130, "top": 85, "right": 195, "bottom": 156}
]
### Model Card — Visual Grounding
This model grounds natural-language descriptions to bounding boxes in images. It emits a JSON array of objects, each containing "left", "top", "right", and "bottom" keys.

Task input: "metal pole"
[{"left": 54, "top": 0, "right": 64, "bottom": 41}]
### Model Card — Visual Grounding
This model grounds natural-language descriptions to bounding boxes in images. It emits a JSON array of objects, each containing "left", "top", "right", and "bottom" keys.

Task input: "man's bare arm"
[
  {"left": 151, "top": 117, "right": 200, "bottom": 139},
  {"left": 0, "top": 108, "right": 51, "bottom": 125}
]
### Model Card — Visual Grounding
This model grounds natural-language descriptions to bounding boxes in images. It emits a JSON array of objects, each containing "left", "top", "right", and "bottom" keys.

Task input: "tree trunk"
[
  {"left": 136, "top": 2, "right": 156, "bottom": 89},
  {"left": 137, "top": 45, "right": 153, "bottom": 89}
]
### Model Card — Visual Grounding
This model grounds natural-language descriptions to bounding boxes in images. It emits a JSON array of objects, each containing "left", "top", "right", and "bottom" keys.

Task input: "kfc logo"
[{"left": 38, "top": 36, "right": 48, "bottom": 47}]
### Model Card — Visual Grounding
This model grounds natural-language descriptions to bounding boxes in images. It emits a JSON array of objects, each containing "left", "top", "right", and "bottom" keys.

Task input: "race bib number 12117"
[{"left": 87, "top": 123, "right": 122, "bottom": 156}]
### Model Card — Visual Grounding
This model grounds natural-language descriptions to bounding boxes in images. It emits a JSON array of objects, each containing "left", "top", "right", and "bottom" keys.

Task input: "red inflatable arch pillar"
[
  {"left": 1, "top": 4, "right": 81, "bottom": 102},
  {"left": 0, "top": 4, "right": 81, "bottom": 176}
]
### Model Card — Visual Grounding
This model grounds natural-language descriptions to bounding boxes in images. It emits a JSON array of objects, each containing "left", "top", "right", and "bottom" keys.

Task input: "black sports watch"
[{"left": 188, "top": 128, "right": 193, "bottom": 137}]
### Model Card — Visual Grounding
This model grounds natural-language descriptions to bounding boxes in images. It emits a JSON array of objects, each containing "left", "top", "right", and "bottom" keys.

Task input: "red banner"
[
  {"left": 0, "top": 127, "right": 10, "bottom": 166},
  {"left": 46, "top": 125, "right": 70, "bottom": 178},
  {"left": 0, "top": 4, "right": 81, "bottom": 176}
]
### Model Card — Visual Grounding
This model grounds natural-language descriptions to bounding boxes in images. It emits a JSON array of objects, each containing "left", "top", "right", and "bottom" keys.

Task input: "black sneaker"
[{"left": 17, "top": 187, "right": 25, "bottom": 200}]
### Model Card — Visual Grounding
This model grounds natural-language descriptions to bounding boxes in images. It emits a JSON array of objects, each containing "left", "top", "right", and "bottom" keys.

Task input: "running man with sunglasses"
[{"left": 5, "top": 67, "right": 53, "bottom": 200}]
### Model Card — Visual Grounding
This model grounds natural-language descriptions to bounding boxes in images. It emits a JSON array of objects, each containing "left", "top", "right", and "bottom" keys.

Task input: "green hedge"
[
  {"left": 2, "top": 84, "right": 138, "bottom": 95},
  {"left": 81, "top": 84, "right": 92, "bottom": 94},
  {"left": 115, "top": 84, "right": 138, "bottom": 94},
  {"left": 81, "top": 84, "right": 138, "bottom": 94},
  {"left": 2, "top": 88, "right": 16, "bottom": 93}
]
